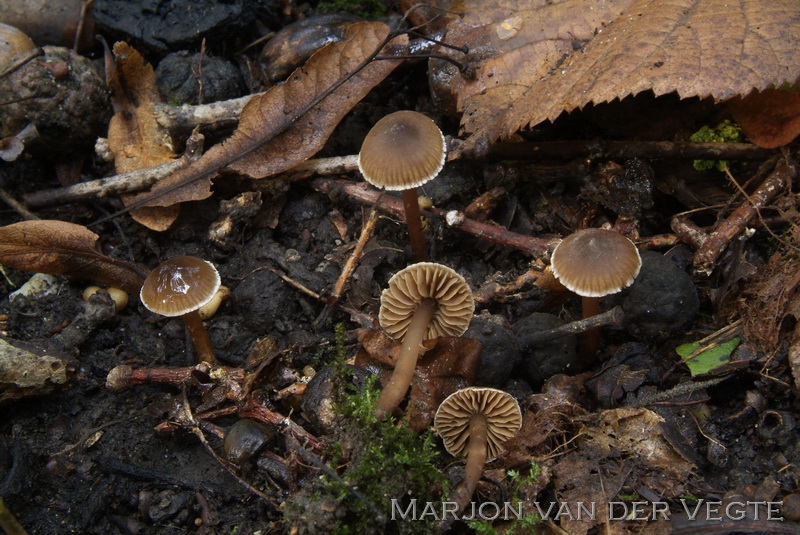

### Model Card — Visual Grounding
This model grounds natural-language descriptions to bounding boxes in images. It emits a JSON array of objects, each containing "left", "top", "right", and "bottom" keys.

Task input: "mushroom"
[
  {"left": 140, "top": 256, "right": 221, "bottom": 364},
  {"left": 434, "top": 387, "right": 522, "bottom": 504},
  {"left": 358, "top": 110, "right": 446, "bottom": 262},
  {"left": 376, "top": 262, "right": 474, "bottom": 416},
  {"left": 550, "top": 228, "right": 641, "bottom": 357}
]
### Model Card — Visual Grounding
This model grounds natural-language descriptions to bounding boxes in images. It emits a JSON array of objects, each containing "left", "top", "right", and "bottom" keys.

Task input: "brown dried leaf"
[
  {"left": 553, "top": 408, "right": 695, "bottom": 535},
  {"left": 728, "top": 88, "right": 800, "bottom": 149},
  {"left": 354, "top": 329, "right": 481, "bottom": 430},
  {"left": 739, "top": 249, "right": 800, "bottom": 353},
  {"left": 0, "top": 220, "right": 145, "bottom": 294},
  {"left": 433, "top": 0, "right": 800, "bottom": 154},
  {"left": 106, "top": 42, "right": 180, "bottom": 230},
  {"left": 127, "top": 22, "right": 407, "bottom": 213}
]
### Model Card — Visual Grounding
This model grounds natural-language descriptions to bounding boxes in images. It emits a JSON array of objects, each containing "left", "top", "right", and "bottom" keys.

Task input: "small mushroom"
[
  {"left": 434, "top": 387, "right": 522, "bottom": 505},
  {"left": 140, "top": 256, "right": 221, "bottom": 364},
  {"left": 376, "top": 262, "right": 474, "bottom": 416},
  {"left": 550, "top": 228, "right": 641, "bottom": 358},
  {"left": 358, "top": 110, "right": 446, "bottom": 262},
  {"left": 83, "top": 285, "right": 129, "bottom": 311}
]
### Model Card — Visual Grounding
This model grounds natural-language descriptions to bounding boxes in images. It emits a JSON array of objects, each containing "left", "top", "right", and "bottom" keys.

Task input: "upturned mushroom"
[
  {"left": 550, "top": 228, "right": 641, "bottom": 357},
  {"left": 376, "top": 262, "right": 474, "bottom": 416},
  {"left": 358, "top": 110, "right": 446, "bottom": 263},
  {"left": 140, "top": 256, "right": 221, "bottom": 364},
  {"left": 434, "top": 387, "right": 522, "bottom": 505}
]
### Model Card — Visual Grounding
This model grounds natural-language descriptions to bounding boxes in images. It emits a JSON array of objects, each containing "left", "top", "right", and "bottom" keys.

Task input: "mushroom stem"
[
  {"left": 463, "top": 412, "right": 488, "bottom": 499},
  {"left": 580, "top": 296, "right": 601, "bottom": 360},
  {"left": 182, "top": 310, "right": 217, "bottom": 364},
  {"left": 402, "top": 188, "right": 429, "bottom": 263},
  {"left": 376, "top": 297, "right": 436, "bottom": 416}
]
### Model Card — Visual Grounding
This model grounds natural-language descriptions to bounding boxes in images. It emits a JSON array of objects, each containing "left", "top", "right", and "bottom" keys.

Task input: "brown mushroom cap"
[
  {"left": 357, "top": 110, "right": 446, "bottom": 191},
  {"left": 434, "top": 387, "right": 522, "bottom": 461},
  {"left": 379, "top": 262, "right": 474, "bottom": 340},
  {"left": 140, "top": 256, "right": 221, "bottom": 317},
  {"left": 550, "top": 228, "right": 641, "bottom": 298}
]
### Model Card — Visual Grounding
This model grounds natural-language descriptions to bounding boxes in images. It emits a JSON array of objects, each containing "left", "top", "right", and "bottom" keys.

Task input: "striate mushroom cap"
[
  {"left": 140, "top": 256, "right": 221, "bottom": 317},
  {"left": 357, "top": 110, "right": 446, "bottom": 191},
  {"left": 379, "top": 262, "right": 474, "bottom": 341},
  {"left": 434, "top": 387, "right": 522, "bottom": 461},
  {"left": 550, "top": 228, "right": 641, "bottom": 298}
]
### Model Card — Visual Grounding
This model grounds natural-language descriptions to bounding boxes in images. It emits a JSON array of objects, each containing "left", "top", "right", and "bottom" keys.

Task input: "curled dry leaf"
[
  {"left": 107, "top": 42, "right": 181, "bottom": 230},
  {"left": 728, "top": 88, "right": 800, "bottom": 149},
  {"left": 0, "top": 220, "right": 146, "bottom": 294},
  {"left": 125, "top": 22, "right": 407, "bottom": 216},
  {"left": 427, "top": 0, "right": 800, "bottom": 155}
]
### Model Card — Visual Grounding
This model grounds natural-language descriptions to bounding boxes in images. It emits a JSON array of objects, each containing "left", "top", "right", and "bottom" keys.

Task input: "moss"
[
  {"left": 283, "top": 325, "right": 447, "bottom": 534},
  {"left": 689, "top": 119, "right": 744, "bottom": 171}
]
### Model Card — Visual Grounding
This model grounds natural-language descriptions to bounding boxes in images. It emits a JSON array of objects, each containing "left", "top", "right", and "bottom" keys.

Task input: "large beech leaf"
[
  {"left": 127, "top": 21, "right": 407, "bottom": 212},
  {"left": 429, "top": 0, "right": 800, "bottom": 154},
  {"left": 107, "top": 42, "right": 181, "bottom": 230},
  {"left": 0, "top": 220, "right": 146, "bottom": 294}
]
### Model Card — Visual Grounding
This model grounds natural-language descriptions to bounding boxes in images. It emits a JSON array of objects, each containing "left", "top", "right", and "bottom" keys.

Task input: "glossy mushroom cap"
[
  {"left": 434, "top": 387, "right": 522, "bottom": 461},
  {"left": 550, "top": 228, "right": 641, "bottom": 298},
  {"left": 379, "top": 262, "right": 474, "bottom": 340},
  {"left": 357, "top": 110, "right": 446, "bottom": 191},
  {"left": 140, "top": 256, "right": 221, "bottom": 317}
]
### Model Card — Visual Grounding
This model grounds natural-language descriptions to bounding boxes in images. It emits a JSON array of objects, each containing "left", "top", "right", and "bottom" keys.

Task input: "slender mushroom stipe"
[
  {"left": 358, "top": 110, "right": 446, "bottom": 263},
  {"left": 376, "top": 262, "right": 474, "bottom": 416},
  {"left": 434, "top": 387, "right": 522, "bottom": 509},
  {"left": 550, "top": 228, "right": 641, "bottom": 358}
]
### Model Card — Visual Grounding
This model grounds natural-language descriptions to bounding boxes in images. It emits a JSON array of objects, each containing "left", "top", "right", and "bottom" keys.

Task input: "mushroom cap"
[
  {"left": 140, "top": 256, "right": 221, "bottom": 317},
  {"left": 357, "top": 110, "right": 446, "bottom": 191},
  {"left": 379, "top": 262, "right": 474, "bottom": 340},
  {"left": 550, "top": 228, "right": 641, "bottom": 298},
  {"left": 434, "top": 387, "right": 522, "bottom": 461}
]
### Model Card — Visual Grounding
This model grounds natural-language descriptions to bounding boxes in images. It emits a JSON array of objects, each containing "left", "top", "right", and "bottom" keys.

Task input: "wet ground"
[{"left": 1, "top": 2, "right": 799, "bottom": 534}]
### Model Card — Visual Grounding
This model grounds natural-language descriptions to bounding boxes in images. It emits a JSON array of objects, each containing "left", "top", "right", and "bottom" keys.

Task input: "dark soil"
[{"left": 1, "top": 2, "right": 799, "bottom": 535}]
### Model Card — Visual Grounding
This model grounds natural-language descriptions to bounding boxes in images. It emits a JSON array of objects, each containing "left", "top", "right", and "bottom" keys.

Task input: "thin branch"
[{"left": 311, "top": 177, "right": 559, "bottom": 258}]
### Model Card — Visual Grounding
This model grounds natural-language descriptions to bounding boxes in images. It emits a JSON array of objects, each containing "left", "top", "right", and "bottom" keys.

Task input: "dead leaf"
[
  {"left": 428, "top": 0, "right": 800, "bottom": 155},
  {"left": 552, "top": 408, "right": 695, "bottom": 535},
  {"left": 354, "top": 328, "right": 481, "bottom": 430},
  {"left": 125, "top": 22, "right": 407, "bottom": 215},
  {"left": 728, "top": 88, "right": 800, "bottom": 148},
  {"left": 106, "top": 42, "right": 181, "bottom": 230},
  {"left": 738, "top": 249, "right": 800, "bottom": 355},
  {"left": 0, "top": 220, "right": 146, "bottom": 294}
]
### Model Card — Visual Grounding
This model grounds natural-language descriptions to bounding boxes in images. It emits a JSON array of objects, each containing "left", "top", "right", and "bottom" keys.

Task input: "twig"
[
  {"left": 517, "top": 306, "right": 625, "bottom": 349},
  {"left": 105, "top": 363, "right": 245, "bottom": 392},
  {"left": 0, "top": 498, "right": 29, "bottom": 535},
  {"left": 670, "top": 215, "right": 708, "bottom": 249},
  {"left": 151, "top": 94, "right": 255, "bottom": 137},
  {"left": 314, "top": 207, "right": 379, "bottom": 328},
  {"left": 0, "top": 188, "right": 39, "bottom": 220},
  {"left": 311, "top": 178, "right": 559, "bottom": 258},
  {"left": 25, "top": 132, "right": 205, "bottom": 208},
  {"left": 239, "top": 399, "right": 324, "bottom": 453},
  {"left": 178, "top": 391, "right": 280, "bottom": 507},
  {"left": 694, "top": 160, "right": 796, "bottom": 274},
  {"left": 473, "top": 262, "right": 545, "bottom": 305},
  {"left": 484, "top": 140, "right": 775, "bottom": 162}
]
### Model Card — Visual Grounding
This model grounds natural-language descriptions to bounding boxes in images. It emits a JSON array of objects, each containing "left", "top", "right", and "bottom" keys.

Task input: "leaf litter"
[
  {"left": 425, "top": 0, "right": 800, "bottom": 154},
  {"left": 1, "top": 1, "right": 799, "bottom": 533}
]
